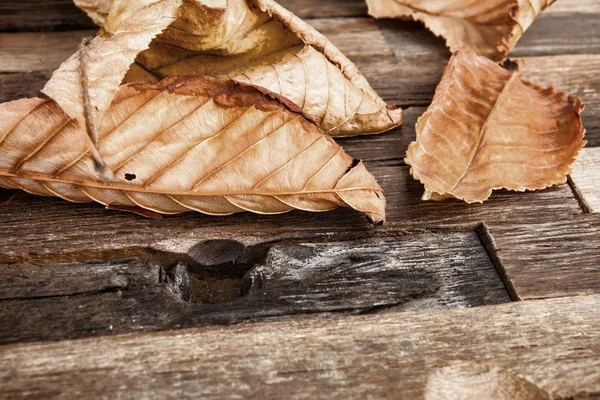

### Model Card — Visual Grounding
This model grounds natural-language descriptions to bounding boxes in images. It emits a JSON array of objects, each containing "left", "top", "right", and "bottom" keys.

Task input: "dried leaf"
[
  {"left": 405, "top": 50, "right": 585, "bottom": 203},
  {"left": 43, "top": 0, "right": 181, "bottom": 179},
  {"left": 72, "top": 0, "right": 112, "bottom": 25},
  {"left": 74, "top": 0, "right": 403, "bottom": 137},
  {"left": 0, "top": 77, "right": 386, "bottom": 224},
  {"left": 366, "top": 0, "right": 556, "bottom": 60}
]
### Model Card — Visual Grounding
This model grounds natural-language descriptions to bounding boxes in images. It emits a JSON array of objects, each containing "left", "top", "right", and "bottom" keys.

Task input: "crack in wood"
[
  {"left": 475, "top": 223, "right": 520, "bottom": 302},
  {"left": 567, "top": 173, "right": 594, "bottom": 214}
]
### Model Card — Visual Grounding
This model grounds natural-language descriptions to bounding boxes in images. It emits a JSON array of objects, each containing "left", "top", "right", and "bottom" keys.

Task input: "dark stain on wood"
[{"left": 0, "top": 232, "right": 511, "bottom": 344}]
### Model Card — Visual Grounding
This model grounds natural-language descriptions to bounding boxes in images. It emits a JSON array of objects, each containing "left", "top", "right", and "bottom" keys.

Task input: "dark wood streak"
[{"left": 0, "top": 232, "right": 510, "bottom": 344}]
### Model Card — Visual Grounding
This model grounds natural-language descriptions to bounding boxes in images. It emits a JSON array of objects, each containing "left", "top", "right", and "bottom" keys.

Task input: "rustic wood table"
[{"left": 1, "top": 0, "right": 599, "bottom": 398}]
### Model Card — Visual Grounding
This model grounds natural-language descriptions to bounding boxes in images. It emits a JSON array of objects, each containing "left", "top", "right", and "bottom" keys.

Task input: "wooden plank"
[
  {"left": 0, "top": 0, "right": 94, "bottom": 32},
  {"left": 511, "top": 13, "right": 600, "bottom": 57},
  {"left": 1, "top": 295, "right": 598, "bottom": 399},
  {"left": 0, "top": 0, "right": 368, "bottom": 32},
  {"left": 545, "top": 0, "right": 600, "bottom": 13},
  {"left": 307, "top": 18, "right": 393, "bottom": 59},
  {"left": 0, "top": 72, "right": 50, "bottom": 103},
  {"left": 0, "top": 232, "right": 510, "bottom": 344},
  {"left": 375, "top": 13, "right": 600, "bottom": 61},
  {"left": 0, "top": 259, "right": 156, "bottom": 300},
  {"left": 0, "top": 30, "right": 94, "bottom": 72},
  {"left": 483, "top": 216, "right": 600, "bottom": 300},
  {"left": 570, "top": 148, "right": 600, "bottom": 212},
  {"left": 282, "top": 0, "right": 368, "bottom": 18},
  {"left": 519, "top": 54, "right": 600, "bottom": 100},
  {"left": 0, "top": 163, "right": 582, "bottom": 263},
  {"left": 1, "top": 0, "right": 596, "bottom": 33},
  {"left": 0, "top": 19, "right": 390, "bottom": 75}
]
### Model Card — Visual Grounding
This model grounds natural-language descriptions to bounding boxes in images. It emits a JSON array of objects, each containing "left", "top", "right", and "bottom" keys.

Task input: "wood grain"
[
  {"left": 570, "top": 148, "right": 600, "bottom": 212},
  {"left": 484, "top": 216, "right": 600, "bottom": 300},
  {"left": 0, "top": 30, "right": 94, "bottom": 72},
  {"left": 1, "top": 294, "right": 598, "bottom": 399},
  {"left": 0, "top": 232, "right": 510, "bottom": 344},
  {"left": 0, "top": 0, "right": 369, "bottom": 32},
  {"left": 0, "top": 163, "right": 582, "bottom": 264},
  {"left": 510, "top": 13, "right": 600, "bottom": 57}
]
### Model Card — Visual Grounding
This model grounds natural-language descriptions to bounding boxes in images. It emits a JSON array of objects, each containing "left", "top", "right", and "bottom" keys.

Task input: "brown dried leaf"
[
  {"left": 74, "top": 0, "right": 403, "bottom": 137},
  {"left": 43, "top": 0, "right": 181, "bottom": 179},
  {"left": 366, "top": 0, "right": 555, "bottom": 60},
  {"left": 0, "top": 77, "right": 386, "bottom": 223},
  {"left": 405, "top": 50, "right": 585, "bottom": 203}
]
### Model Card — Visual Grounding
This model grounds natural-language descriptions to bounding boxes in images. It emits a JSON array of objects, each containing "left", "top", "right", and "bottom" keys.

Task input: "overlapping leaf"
[
  {"left": 74, "top": 0, "right": 403, "bottom": 137},
  {"left": 44, "top": 0, "right": 181, "bottom": 179},
  {"left": 405, "top": 50, "right": 585, "bottom": 203},
  {"left": 0, "top": 77, "right": 386, "bottom": 223},
  {"left": 366, "top": 0, "right": 556, "bottom": 60}
]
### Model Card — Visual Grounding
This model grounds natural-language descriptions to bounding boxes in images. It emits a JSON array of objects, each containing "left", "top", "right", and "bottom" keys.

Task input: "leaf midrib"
[
  {"left": 0, "top": 169, "right": 382, "bottom": 197},
  {"left": 449, "top": 71, "right": 518, "bottom": 193}
]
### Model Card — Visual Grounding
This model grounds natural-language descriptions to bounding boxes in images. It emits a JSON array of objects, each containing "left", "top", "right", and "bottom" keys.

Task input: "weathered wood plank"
[
  {"left": 484, "top": 216, "right": 600, "bottom": 300},
  {"left": 1, "top": 0, "right": 596, "bottom": 32},
  {"left": 0, "top": 0, "right": 369, "bottom": 32},
  {"left": 0, "top": 232, "right": 510, "bottom": 344},
  {"left": 0, "top": 72, "right": 50, "bottom": 103},
  {"left": 519, "top": 54, "right": 600, "bottom": 104},
  {"left": 511, "top": 13, "right": 600, "bottom": 57},
  {"left": 570, "top": 147, "right": 600, "bottom": 212},
  {"left": 375, "top": 12, "right": 600, "bottom": 60},
  {"left": 0, "top": 19, "right": 390, "bottom": 75},
  {"left": 308, "top": 18, "right": 394, "bottom": 59},
  {"left": 545, "top": 0, "right": 600, "bottom": 13},
  {"left": 0, "top": 259, "right": 156, "bottom": 299},
  {"left": 0, "top": 163, "right": 582, "bottom": 264},
  {"left": 0, "top": 0, "right": 94, "bottom": 32},
  {"left": 1, "top": 295, "right": 598, "bottom": 399},
  {"left": 0, "top": 30, "right": 94, "bottom": 72}
]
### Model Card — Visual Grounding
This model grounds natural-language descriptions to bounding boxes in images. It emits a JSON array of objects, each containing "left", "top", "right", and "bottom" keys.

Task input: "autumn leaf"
[
  {"left": 0, "top": 77, "right": 386, "bottom": 224},
  {"left": 405, "top": 50, "right": 585, "bottom": 203},
  {"left": 74, "top": 0, "right": 404, "bottom": 137},
  {"left": 43, "top": 0, "right": 181, "bottom": 180},
  {"left": 366, "top": 0, "right": 556, "bottom": 60}
]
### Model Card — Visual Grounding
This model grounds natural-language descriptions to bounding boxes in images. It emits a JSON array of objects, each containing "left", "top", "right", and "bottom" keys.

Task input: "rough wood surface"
[
  {"left": 570, "top": 147, "right": 600, "bottom": 212},
  {"left": 0, "top": 165, "right": 582, "bottom": 264},
  {"left": 0, "top": 232, "right": 511, "bottom": 344},
  {"left": 484, "top": 216, "right": 600, "bottom": 300},
  {"left": 1, "top": 294, "right": 598, "bottom": 399},
  {"left": 0, "top": 0, "right": 370, "bottom": 32},
  {"left": 2, "top": 16, "right": 598, "bottom": 143},
  {"left": 0, "top": 1, "right": 599, "bottom": 397}
]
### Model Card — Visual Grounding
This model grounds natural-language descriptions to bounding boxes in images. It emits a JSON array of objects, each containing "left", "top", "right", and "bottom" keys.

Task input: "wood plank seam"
[
  {"left": 476, "top": 223, "right": 521, "bottom": 301},
  {"left": 567, "top": 175, "right": 593, "bottom": 213}
]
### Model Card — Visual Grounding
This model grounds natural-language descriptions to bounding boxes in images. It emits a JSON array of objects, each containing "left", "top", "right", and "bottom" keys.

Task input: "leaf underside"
[
  {"left": 366, "top": 0, "right": 556, "bottom": 60},
  {"left": 74, "top": 0, "right": 403, "bottom": 137},
  {"left": 0, "top": 77, "right": 386, "bottom": 223},
  {"left": 405, "top": 50, "right": 585, "bottom": 203}
]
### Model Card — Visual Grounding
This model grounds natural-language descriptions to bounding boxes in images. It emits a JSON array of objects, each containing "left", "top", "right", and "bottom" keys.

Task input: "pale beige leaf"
[
  {"left": 72, "top": 0, "right": 113, "bottom": 25},
  {"left": 74, "top": 0, "right": 403, "bottom": 137},
  {"left": 366, "top": 0, "right": 556, "bottom": 60},
  {"left": 0, "top": 77, "right": 386, "bottom": 224},
  {"left": 43, "top": 0, "right": 180, "bottom": 139},
  {"left": 405, "top": 50, "right": 585, "bottom": 203}
]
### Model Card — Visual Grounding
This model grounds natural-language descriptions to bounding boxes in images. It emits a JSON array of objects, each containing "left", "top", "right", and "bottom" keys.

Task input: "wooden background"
[{"left": 0, "top": 0, "right": 599, "bottom": 398}]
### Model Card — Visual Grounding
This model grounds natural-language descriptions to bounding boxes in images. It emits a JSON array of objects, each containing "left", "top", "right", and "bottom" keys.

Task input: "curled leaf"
[
  {"left": 366, "top": 0, "right": 556, "bottom": 60},
  {"left": 74, "top": 0, "right": 403, "bottom": 137},
  {"left": 405, "top": 50, "right": 585, "bottom": 203},
  {"left": 43, "top": 0, "right": 181, "bottom": 180},
  {"left": 0, "top": 77, "right": 386, "bottom": 224}
]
